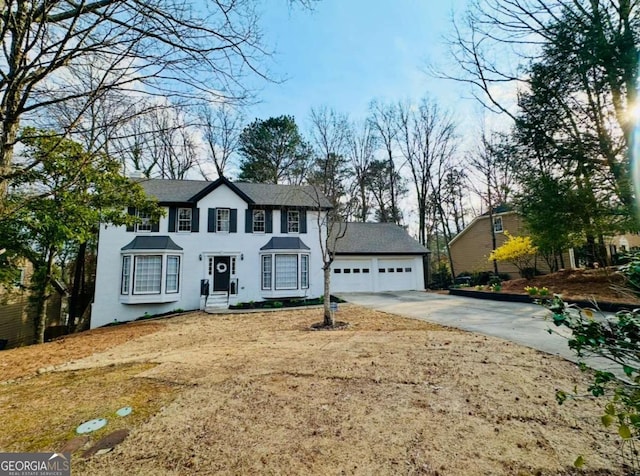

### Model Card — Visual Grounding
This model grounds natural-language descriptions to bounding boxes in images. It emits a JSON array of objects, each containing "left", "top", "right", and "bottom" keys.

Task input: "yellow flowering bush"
[{"left": 488, "top": 232, "right": 538, "bottom": 279}]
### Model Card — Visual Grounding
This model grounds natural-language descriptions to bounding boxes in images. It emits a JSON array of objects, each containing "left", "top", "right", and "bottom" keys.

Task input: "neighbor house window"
[
  {"left": 253, "top": 210, "right": 265, "bottom": 233},
  {"left": 262, "top": 255, "right": 272, "bottom": 290},
  {"left": 287, "top": 210, "right": 300, "bottom": 233},
  {"left": 121, "top": 256, "right": 131, "bottom": 294},
  {"left": 217, "top": 208, "right": 230, "bottom": 232},
  {"left": 137, "top": 210, "right": 152, "bottom": 232},
  {"left": 177, "top": 208, "right": 192, "bottom": 232},
  {"left": 166, "top": 256, "right": 180, "bottom": 293},
  {"left": 133, "top": 255, "right": 162, "bottom": 294},
  {"left": 493, "top": 216, "right": 503, "bottom": 233}
]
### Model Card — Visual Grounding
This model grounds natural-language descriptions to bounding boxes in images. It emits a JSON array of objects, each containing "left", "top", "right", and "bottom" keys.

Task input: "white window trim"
[
  {"left": 166, "top": 256, "right": 180, "bottom": 294},
  {"left": 177, "top": 208, "right": 192, "bottom": 232},
  {"left": 260, "top": 252, "right": 309, "bottom": 293},
  {"left": 217, "top": 208, "right": 230, "bottom": 233},
  {"left": 275, "top": 254, "right": 298, "bottom": 290},
  {"left": 253, "top": 209, "right": 265, "bottom": 233},
  {"left": 287, "top": 210, "right": 300, "bottom": 233},
  {"left": 133, "top": 255, "right": 163, "bottom": 295},
  {"left": 120, "top": 252, "right": 183, "bottom": 304},
  {"left": 261, "top": 255, "right": 272, "bottom": 290},
  {"left": 493, "top": 216, "right": 503, "bottom": 233},
  {"left": 136, "top": 210, "right": 152, "bottom": 232},
  {"left": 121, "top": 256, "right": 131, "bottom": 294},
  {"left": 301, "top": 255, "right": 309, "bottom": 289}
]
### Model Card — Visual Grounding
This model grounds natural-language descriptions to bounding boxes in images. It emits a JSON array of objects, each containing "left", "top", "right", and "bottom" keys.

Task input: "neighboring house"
[
  {"left": 330, "top": 222, "right": 430, "bottom": 293},
  {"left": 607, "top": 232, "right": 640, "bottom": 259},
  {"left": 91, "top": 177, "right": 332, "bottom": 329},
  {"left": 0, "top": 259, "right": 65, "bottom": 348},
  {"left": 449, "top": 208, "right": 574, "bottom": 279}
]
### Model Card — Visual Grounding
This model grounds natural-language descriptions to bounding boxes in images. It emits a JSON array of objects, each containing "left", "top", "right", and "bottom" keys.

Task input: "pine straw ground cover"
[{"left": 0, "top": 306, "right": 623, "bottom": 475}]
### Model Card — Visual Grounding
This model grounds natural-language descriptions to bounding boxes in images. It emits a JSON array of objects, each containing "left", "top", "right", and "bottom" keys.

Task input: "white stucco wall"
[{"left": 91, "top": 183, "right": 326, "bottom": 328}]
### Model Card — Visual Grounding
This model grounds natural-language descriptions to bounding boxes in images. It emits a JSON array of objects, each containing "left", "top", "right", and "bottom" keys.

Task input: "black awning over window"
[
  {"left": 260, "top": 237, "right": 310, "bottom": 251},
  {"left": 121, "top": 236, "right": 183, "bottom": 251}
]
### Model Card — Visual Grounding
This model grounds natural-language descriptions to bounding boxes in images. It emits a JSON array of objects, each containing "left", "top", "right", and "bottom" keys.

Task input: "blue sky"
[{"left": 246, "top": 0, "right": 473, "bottom": 128}]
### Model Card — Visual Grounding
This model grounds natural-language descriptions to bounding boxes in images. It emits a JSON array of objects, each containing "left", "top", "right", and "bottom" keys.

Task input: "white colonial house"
[{"left": 91, "top": 177, "right": 331, "bottom": 328}]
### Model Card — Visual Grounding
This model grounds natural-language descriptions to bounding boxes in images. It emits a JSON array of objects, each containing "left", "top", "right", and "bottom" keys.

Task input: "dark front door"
[{"left": 213, "top": 256, "right": 231, "bottom": 292}]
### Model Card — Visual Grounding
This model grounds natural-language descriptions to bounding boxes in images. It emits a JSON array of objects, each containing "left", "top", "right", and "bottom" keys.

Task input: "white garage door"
[
  {"left": 332, "top": 257, "right": 420, "bottom": 292},
  {"left": 377, "top": 258, "right": 416, "bottom": 291},
  {"left": 331, "top": 259, "right": 374, "bottom": 292}
]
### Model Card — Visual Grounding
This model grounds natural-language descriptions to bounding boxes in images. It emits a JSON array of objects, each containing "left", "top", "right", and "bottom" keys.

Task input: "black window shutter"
[
  {"left": 300, "top": 209, "right": 307, "bottom": 233},
  {"left": 281, "top": 209, "right": 288, "bottom": 234},
  {"left": 207, "top": 208, "right": 216, "bottom": 233},
  {"left": 168, "top": 207, "right": 176, "bottom": 232},
  {"left": 245, "top": 209, "right": 252, "bottom": 233},
  {"left": 230, "top": 209, "right": 237, "bottom": 233},
  {"left": 191, "top": 208, "right": 200, "bottom": 232},
  {"left": 208, "top": 208, "right": 216, "bottom": 232},
  {"left": 265, "top": 210, "right": 273, "bottom": 234},
  {"left": 126, "top": 207, "right": 135, "bottom": 232}
]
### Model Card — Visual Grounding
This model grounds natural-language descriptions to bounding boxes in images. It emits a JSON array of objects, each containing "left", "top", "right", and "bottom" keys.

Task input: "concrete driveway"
[{"left": 339, "top": 291, "right": 612, "bottom": 371}]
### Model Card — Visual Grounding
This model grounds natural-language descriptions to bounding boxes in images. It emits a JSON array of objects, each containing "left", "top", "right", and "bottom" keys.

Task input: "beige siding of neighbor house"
[
  {"left": 0, "top": 260, "right": 63, "bottom": 348},
  {"left": 607, "top": 233, "right": 640, "bottom": 255},
  {"left": 449, "top": 211, "right": 572, "bottom": 279}
]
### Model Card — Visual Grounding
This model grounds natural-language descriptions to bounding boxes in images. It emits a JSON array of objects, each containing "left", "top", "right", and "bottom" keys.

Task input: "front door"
[{"left": 212, "top": 256, "right": 231, "bottom": 292}]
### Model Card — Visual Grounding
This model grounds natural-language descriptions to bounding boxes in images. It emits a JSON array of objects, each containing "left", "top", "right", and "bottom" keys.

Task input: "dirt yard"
[{"left": 0, "top": 306, "right": 623, "bottom": 475}]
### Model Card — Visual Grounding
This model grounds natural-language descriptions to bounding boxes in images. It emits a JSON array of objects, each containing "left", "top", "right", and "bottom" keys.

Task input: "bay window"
[
  {"left": 260, "top": 253, "right": 309, "bottom": 291},
  {"left": 120, "top": 253, "right": 182, "bottom": 303}
]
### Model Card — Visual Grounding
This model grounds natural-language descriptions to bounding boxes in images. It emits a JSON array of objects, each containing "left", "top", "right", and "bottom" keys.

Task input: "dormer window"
[
  {"left": 287, "top": 210, "right": 300, "bottom": 233},
  {"left": 177, "top": 208, "right": 192, "bottom": 232}
]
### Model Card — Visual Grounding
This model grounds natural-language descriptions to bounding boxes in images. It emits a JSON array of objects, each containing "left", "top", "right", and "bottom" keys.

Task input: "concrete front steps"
[{"left": 204, "top": 293, "right": 229, "bottom": 313}]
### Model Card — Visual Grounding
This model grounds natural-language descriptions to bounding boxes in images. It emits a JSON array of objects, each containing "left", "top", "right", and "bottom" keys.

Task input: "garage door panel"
[
  {"left": 377, "top": 259, "right": 416, "bottom": 291},
  {"left": 331, "top": 259, "right": 373, "bottom": 292}
]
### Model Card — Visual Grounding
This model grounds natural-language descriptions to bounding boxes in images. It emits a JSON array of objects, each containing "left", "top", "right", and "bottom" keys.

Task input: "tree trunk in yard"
[
  {"left": 323, "top": 265, "right": 334, "bottom": 327},
  {"left": 35, "top": 248, "right": 55, "bottom": 344},
  {"left": 68, "top": 242, "right": 87, "bottom": 333}
]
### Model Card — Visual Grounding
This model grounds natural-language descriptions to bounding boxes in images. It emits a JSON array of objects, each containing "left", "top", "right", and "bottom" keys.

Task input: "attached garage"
[{"left": 330, "top": 223, "right": 430, "bottom": 293}]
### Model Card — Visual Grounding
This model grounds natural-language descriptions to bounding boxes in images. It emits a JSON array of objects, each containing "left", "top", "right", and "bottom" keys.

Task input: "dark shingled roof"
[
  {"left": 135, "top": 178, "right": 332, "bottom": 208},
  {"left": 260, "top": 237, "right": 310, "bottom": 251},
  {"left": 234, "top": 182, "right": 332, "bottom": 208},
  {"left": 331, "top": 222, "right": 429, "bottom": 255},
  {"left": 121, "top": 236, "right": 183, "bottom": 251},
  {"left": 136, "top": 179, "right": 208, "bottom": 203},
  {"left": 481, "top": 204, "right": 513, "bottom": 216}
]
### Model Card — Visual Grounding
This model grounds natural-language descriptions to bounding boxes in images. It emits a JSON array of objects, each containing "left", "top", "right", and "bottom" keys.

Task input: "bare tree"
[
  {"left": 198, "top": 103, "right": 244, "bottom": 179},
  {"left": 368, "top": 100, "right": 403, "bottom": 224},
  {"left": 468, "top": 130, "right": 518, "bottom": 275},
  {"left": 0, "top": 0, "right": 300, "bottom": 209},
  {"left": 307, "top": 106, "right": 352, "bottom": 208},
  {"left": 146, "top": 105, "right": 199, "bottom": 179},
  {"left": 346, "top": 119, "right": 377, "bottom": 222},
  {"left": 396, "top": 97, "right": 457, "bottom": 247},
  {"left": 304, "top": 186, "right": 348, "bottom": 328}
]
